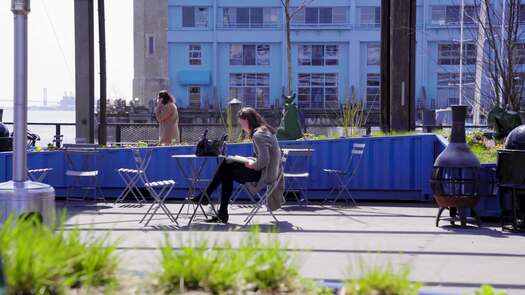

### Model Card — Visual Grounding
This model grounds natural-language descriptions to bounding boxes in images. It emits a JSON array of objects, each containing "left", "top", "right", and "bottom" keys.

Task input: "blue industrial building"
[{"left": 165, "top": 0, "right": 514, "bottom": 117}]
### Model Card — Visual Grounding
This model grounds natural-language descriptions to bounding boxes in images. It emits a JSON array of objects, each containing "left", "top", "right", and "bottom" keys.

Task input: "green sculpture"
[
  {"left": 277, "top": 94, "right": 304, "bottom": 140},
  {"left": 488, "top": 106, "right": 522, "bottom": 139}
]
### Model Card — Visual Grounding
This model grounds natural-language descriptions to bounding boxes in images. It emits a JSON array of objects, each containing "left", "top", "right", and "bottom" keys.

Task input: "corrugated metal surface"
[{"left": 0, "top": 135, "right": 437, "bottom": 201}]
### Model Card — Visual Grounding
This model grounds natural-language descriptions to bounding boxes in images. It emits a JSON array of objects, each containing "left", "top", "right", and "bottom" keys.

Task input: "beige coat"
[
  {"left": 155, "top": 102, "right": 179, "bottom": 144},
  {"left": 245, "top": 127, "right": 285, "bottom": 211}
]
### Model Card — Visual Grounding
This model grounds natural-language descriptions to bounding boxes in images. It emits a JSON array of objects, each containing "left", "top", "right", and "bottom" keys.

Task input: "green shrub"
[
  {"left": 344, "top": 263, "right": 422, "bottom": 295},
  {"left": 0, "top": 215, "right": 72, "bottom": 294},
  {"left": 0, "top": 212, "right": 119, "bottom": 294},
  {"left": 474, "top": 284, "right": 507, "bottom": 295},
  {"left": 371, "top": 131, "right": 417, "bottom": 137},
  {"left": 157, "top": 228, "right": 328, "bottom": 294},
  {"left": 60, "top": 228, "right": 119, "bottom": 290}
]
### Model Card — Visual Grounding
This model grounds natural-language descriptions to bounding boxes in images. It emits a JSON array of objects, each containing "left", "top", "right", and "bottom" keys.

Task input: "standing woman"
[
  {"left": 192, "top": 107, "right": 285, "bottom": 223},
  {"left": 155, "top": 90, "right": 179, "bottom": 145}
]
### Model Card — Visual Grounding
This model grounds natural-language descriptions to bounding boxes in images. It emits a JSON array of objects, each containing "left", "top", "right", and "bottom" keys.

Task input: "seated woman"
[{"left": 192, "top": 107, "right": 284, "bottom": 223}]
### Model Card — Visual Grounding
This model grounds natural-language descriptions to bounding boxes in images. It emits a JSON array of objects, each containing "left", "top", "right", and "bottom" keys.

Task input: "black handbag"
[{"left": 195, "top": 129, "right": 227, "bottom": 157}]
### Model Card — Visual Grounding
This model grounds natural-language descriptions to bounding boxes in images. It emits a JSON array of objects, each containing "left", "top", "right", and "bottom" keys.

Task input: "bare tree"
[
  {"left": 280, "top": 0, "right": 314, "bottom": 97},
  {"left": 474, "top": 0, "right": 525, "bottom": 112}
]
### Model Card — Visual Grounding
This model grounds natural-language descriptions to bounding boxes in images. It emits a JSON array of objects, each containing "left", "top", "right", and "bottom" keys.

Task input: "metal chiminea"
[{"left": 431, "top": 105, "right": 481, "bottom": 227}]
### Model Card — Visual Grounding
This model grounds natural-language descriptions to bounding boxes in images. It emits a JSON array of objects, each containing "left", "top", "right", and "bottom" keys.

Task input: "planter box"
[{"left": 0, "top": 135, "right": 437, "bottom": 201}]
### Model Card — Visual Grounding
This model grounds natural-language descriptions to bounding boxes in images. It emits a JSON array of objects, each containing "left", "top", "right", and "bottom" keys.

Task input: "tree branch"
[{"left": 291, "top": 0, "right": 315, "bottom": 18}]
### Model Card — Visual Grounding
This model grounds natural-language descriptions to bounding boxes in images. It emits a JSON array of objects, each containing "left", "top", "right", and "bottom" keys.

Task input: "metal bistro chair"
[
  {"left": 243, "top": 151, "right": 288, "bottom": 225},
  {"left": 28, "top": 168, "right": 53, "bottom": 182},
  {"left": 282, "top": 147, "right": 314, "bottom": 204},
  {"left": 322, "top": 143, "right": 366, "bottom": 206},
  {"left": 114, "top": 148, "right": 152, "bottom": 204},
  {"left": 139, "top": 179, "right": 177, "bottom": 226},
  {"left": 63, "top": 144, "right": 105, "bottom": 203}
]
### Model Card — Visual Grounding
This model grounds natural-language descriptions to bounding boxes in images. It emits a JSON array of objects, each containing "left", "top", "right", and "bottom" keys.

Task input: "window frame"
[
  {"left": 182, "top": 6, "right": 209, "bottom": 28},
  {"left": 229, "top": 44, "right": 271, "bottom": 66},
  {"left": 438, "top": 43, "right": 476, "bottom": 65},
  {"left": 298, "top": 44, "right": 339, "bottom": 66},
  {"left": 358, "top": 6, "right": 381, "bottom": 28},
  {"left": 229, "top": 73, "right": 270, "bottom": 108},
  {"left": 223, "top": 7, "right": 279, "bottom": 28},
  {"left": 297, "top": 73, "right": 339, "bottom": 109},
  {"left": 189, "top": 44, "right": 202, "bottom": 65}
]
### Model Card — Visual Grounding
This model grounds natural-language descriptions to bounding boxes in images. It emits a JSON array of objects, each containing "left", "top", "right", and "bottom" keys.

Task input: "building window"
[
  {"left": 431, "top": 6, "right": 477, "bottom": 25},
  {"left": 188, "top": 86, "right": 201, "bottom": 109},
  {"left": 230, "top": 73, "right": 270, "bottom": 108},
  {"left": 182, "top": 7, "right": 209, "bottom": 27},
  {"left": 223, "top": 8, "right": 279, "bottom": 28},
  {"left": 437, "top": 72, "right": 474, "bottom": 108},
  {"left": 358, "top": 7, "right": 380, "bottom": 28},
  {"left": 438, "top": 43, "right": 476, "bottom": 65},
  {"left": 520, "top": 5, "right": 525, "bottom": 23},
  {"left": 297, "top": 73, "right": 338, "bottom": 109},
  {"left": 229, "top": 73, "right": 270, "bottom": 108},
  {"left": 189, "top": 45, "right": 202, "bottom": 65},
  {"left": 146, "top": 35, "right": 155, "bottom": 56},
  {"left": 514, "top": 43, "right": 525, "bottom": 64},
  {"left": 292, "top": 7, "right": 347, "bottom": 25},
  {"left": 366, "top": 73, "right": 381, "bottom": 110},
  {"left": 367, "top": 44, "right": 380, "bottom": 65},
  {"left": 230, "top": 44, "right": 270, "bottom": 66},
  {"left": 298, "top": 45, "right": 338, "bottom": 66}
]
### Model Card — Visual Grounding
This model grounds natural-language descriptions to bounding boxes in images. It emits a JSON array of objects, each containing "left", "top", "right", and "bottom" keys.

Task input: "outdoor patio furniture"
[
  {"left": 497, "top": 149, "right": 525, "bottom": 231},
  {"left": 322, "top": 143, "right": 366, "bottom": 205},
  {"left": 63, "top": 144, "right": 105, "bottom": 203},
  {"left": 282, "top": 147, "right": 314, "bottom": 204},
  {"left": 115, "top": 148, "right": 153, "bottom": 204},
  {"left": 139, "top": 180, "right": 177, "bottom": 226},
  {"left": 243, "top": 151, "right": 287, "bottom": 225},
  {"left": 171, "top": 154, "right": 221, "bottom": 226},
  {"left": 28, "top": 168, "right": 52, "bottom": 182}
]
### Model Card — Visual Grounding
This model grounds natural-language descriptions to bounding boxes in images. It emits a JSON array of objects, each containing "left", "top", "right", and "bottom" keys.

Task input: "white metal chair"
[
  {"left": 115, "top": 149, "right": 152, "bottom": 204},
  {"left": 28, "top": 168, "right": 53, "bottom": 182},
  {"left": 63, "top": 144, "right": 105, "bottom": 203},
  {"left": 322, "top": 143, "right": 366, "bottom": 205},
  {"left": 139, "top": 179, "right": 177, "bottom": 226},
  {"left": 282, "top": 147, "right": 313, "bottom": 204},
  {"left": 243, "top": 151, "right": 287, "bottom": 225}
]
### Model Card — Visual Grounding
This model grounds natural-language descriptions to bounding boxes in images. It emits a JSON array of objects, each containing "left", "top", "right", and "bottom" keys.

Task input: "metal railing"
[
  {"left": 3, "top": 122, "right": 75, "bottom": 148},
  {"left": 1, "top": 121, "right": 493, "bottom": 149},
  {"left": 416, "top": 125, "right": 489, "bottom": 133}
]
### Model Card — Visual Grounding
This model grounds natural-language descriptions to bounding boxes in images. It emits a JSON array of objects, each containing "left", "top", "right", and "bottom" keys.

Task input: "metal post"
[
  {"left": 74, "top": 0, "right": 95, "bottom": 143},
  {"left": 54, "top": 124, "right": 62, "bottom": 148},
  {"left": 0, "top": 0, "right": 55, "bottom": 224},
  {"left": 116, "top": 124, "right": 122, "bottom": 143},
  {"left": 12, "top": 0, "right": 28, "bottom": 182},
  {"left": 97, "top": 0, "right": 107, "bottom": 145},
  {"left": 473, "top": 0, "right": 488, "bottom": 125},
  {"left": 458, "top": 0, "right": 464, "bottom": 105}
]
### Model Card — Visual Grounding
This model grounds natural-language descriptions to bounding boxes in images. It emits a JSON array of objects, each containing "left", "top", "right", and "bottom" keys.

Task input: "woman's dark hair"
[
  {"left": 158, "top": 90, "right": 174, "bottom": 105},
  {"left": 237, "top": 107, "right": 275, "bottom": 137}
]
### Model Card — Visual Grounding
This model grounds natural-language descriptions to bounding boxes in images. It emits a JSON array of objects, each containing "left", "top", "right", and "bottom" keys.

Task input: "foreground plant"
[
  {"left": 343, "top": 262, "right": 421, "bottom": 295},
  {"left": 474, "top": 284, "right": 507, "bottom": 295},
  {"left": 157, "top": 228, "right": 330, "bottom": 294},
  {"left": 0, "top": 213, "right": 119, "bottom": 294}
]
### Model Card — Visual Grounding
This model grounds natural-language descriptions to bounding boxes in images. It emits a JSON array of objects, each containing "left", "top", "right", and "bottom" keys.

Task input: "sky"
[{"left": 0, "top": 0, "right": 133, "bottom": 106}]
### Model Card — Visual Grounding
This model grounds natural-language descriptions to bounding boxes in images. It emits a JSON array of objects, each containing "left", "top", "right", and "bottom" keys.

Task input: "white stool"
[
  {"left": 28, "top": 168, "right": 53, "bottom": 182},
  {"left": 140, "top": 180, "right": 177, "bottom": 226}
]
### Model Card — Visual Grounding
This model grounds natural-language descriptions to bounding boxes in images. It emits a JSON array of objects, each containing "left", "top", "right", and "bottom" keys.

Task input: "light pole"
[{"left": 0, "top": 0, "right": 55, "bottom": 224}]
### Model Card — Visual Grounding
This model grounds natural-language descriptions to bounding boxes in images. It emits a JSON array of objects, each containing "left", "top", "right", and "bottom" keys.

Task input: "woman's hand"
[{"left": 244, "top": 160, "right": 256, "bottom": 170}]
